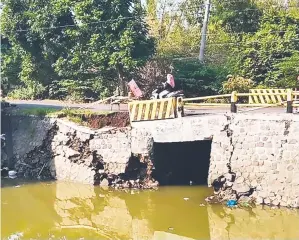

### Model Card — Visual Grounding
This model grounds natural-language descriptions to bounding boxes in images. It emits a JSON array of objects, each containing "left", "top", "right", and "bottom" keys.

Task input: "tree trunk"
[{"left": 118, "top": 67, "right": 127, "bottom": 96}]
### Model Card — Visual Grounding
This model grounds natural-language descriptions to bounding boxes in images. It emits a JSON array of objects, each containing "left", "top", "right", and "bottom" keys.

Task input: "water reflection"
[
  {"left": 1, "top": 180, "right": 299, "bottom": 240},
  {"left": 208, "top": 205, "right": 299, "bottom": 240}
]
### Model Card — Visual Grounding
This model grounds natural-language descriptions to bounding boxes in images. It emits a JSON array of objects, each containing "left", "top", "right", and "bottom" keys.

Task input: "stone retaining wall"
[
  {"left": 2, "top": 113, "right": 299, "bottom": 207},
  {"left": 1, "top": 116, "right": 156, "bottom": 187},
  {"left": 50, "top": 119, "right": 132, "bottom": 184},
  {"left": 209, "top": 114, "right": 299, "bottom": 208},
  {"left": 131, "top": 113, "right": 299, "bottom": 208}
]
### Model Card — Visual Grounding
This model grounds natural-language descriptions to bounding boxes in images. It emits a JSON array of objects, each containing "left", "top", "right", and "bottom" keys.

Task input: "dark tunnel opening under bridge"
[{"left": 152, "top": 140, "right": 212, "bottom": 186}]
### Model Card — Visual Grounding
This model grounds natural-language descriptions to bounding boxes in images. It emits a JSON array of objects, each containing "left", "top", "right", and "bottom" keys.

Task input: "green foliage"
[
  {"left": 17, "top": 107, "right": 113, "bottom": 119},
  {"left": 173, "top": 60, "right": 229, "bottom": 96},
  {"left": 67, "top": 115, "right": 84, "bottom": 125},
  {"left": 20, "top": 108, "right": 60, "bottom": 116},
  {"left": 212, "top": 0, "right": 262, "bottom": 33},
  {"left": 145, "top": 0, "right": 202, "bottom": 58},
  {"left": 273, "top": 53, "right": 299, "bottom": 88},
  {"left": 53, "top": 108, "right": 114, "bottom": 118},
  {"left": 222, "top": 75, "right": 255, "bottom": 93},
  {"left": 230, "top": 9, "right": 299, "bottom": 87},
  {"left": 1, "top": 0, "right": 155, "bottom": 99},
  {"left": 2, "top": 0, "right": 299, "bottom": 100},
  {"left": 0, "top": 38, "right": 22, "bottom": 95},
  {"left": 7, "top": 83, "right": 46, "bottom": 100}
]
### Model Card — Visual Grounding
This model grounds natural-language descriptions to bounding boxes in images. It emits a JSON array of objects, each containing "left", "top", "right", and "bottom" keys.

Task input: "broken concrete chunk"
[
  {"left": 234, "top": 184, "right": 251, "bottom": 194},
  {"left": 64, "top": 147, "right": 80, "bottom": 159},
  {"left": 224, "top": 172, "right": 235, "bottom": 182}
]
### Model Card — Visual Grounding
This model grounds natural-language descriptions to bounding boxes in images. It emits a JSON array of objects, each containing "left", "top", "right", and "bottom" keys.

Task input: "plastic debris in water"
[
  {"left": 0, "top": 134, "right": 5, "bottom": 141},
  {"left": 226, "top": 199, "right": 237, "bottom": 207},
  {"left": 7, "top": 232, "right": 23, "bottom": 240},
  {"left": 168, "top": 227, "right": 174, "bottom": 231},
  {"left": 189, "top": 181, "right": 193, "bottom": 185},
  {"left": 183, "top": 197, "right": 189, "bottom": 201},
  {"left": 240, "top": 202, "right": 250, "bottom": 207},
  {"left": 8, "top": 170, "right": 17, "bottom": 179},
  {"left": 14, "top": 185, "right": 21, "bottom": 188},
  {"left": 199, "top": 203, "right": 205, "bottom": 207}
]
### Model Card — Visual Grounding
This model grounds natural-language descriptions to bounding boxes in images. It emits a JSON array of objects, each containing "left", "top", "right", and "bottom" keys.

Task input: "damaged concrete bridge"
[{"left": 1, "top": 111, "right": 299, "bottom": 208}]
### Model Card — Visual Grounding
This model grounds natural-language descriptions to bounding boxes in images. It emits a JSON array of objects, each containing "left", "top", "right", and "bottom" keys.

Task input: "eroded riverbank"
[
  {"left": 2, "top": 179, "right": 299, "bottom": 240},
  {"left": 2, "top": 113, "right": 299, "bottom": 208}
]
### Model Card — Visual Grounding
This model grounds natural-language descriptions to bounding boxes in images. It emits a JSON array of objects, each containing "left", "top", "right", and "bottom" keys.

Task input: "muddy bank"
[{"left": 86, "top": 112, "right": 130, "bottom": 129}]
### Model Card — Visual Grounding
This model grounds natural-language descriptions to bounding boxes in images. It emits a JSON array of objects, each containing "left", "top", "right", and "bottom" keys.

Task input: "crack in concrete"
[{"left": 222, "top": 114, "right": 235, "bottom": 174}]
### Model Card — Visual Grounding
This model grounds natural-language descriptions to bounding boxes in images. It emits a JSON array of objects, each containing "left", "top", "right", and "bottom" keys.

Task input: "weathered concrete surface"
[
  {"left": 2, "top": 116, "right": 156, "bottom": 187},
  {"left": 50, "top": 119, "right": 132, "bottom": 184},
  {"left": 131, "top": 113, "right": 299, "bottom": 208},
  {"left": 208, "top": 114, "right": 299, "bottom": 208},
  {"left": 2, "top": 116, "right": 57, "bottom": 178},
  {"left": 131, "top": 115, "right": 227, "bottom": 142}
]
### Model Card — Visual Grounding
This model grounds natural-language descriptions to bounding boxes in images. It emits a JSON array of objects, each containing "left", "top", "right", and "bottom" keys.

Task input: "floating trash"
[
  {"left": 99, "top": 194, "right": 105, "bottom": 198},
  {"left": 14, "top": 185, "right": 21, "bottom": 188},
  {"left": 7, "top": 232, "right": 23, "bottom": 240},
  {"left": 183, "top": 198, "right": 189, "bottom": 201},
  {"left": 199, "top": 203, "right": 205, "bottom": 207},
  {"left": 168, "top": 227, "right": 174, "bottom": 231},
  {"left": 8, "top": 170, "right": 17, "bottom": 179},
  {"left": 226, "top": 199, "right": 237, "bottom": 207}
]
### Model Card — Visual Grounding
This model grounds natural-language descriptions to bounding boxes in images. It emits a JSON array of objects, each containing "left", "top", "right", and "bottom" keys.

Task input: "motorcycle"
[{"left": 150, "top": 89, "right": 184, "bottom": 99}]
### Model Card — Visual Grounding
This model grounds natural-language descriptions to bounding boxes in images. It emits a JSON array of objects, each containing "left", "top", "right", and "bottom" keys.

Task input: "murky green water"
[{"left": 1, "top": 179, "right": 299, "bottom": 240}]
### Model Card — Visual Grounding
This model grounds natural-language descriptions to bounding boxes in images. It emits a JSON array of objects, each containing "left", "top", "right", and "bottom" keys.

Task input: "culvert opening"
[{"left": 152, "top": 140, "right": 212, "bottom": 186}]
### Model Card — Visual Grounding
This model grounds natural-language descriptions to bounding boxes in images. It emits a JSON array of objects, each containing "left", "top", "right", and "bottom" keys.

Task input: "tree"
[
  {"left": 67, "top": 0, "right": 155, "bottom": 95},
  {"left": 211, "top": 0, "right": 262, "bottom": 34},
  {"left": 273, "top": 53, "right": 299, "bottom": 88},
  {"left": 1, "top": 0, "right": 75, "bottom": 98},
  {"left": 230, "top": 9, "right": 299, "bottom": 86},
  {"left": 0, "top": 36, "right": 22, "bottom": 95},
  {"left": 173, "top": 59, "right": 228, "bottom": 96},
  {"left": 1, "top": 0, "right": 155, "bottom": 99},
  {"left": 144, "top": 0, "right": 203, "bottom": 58}
]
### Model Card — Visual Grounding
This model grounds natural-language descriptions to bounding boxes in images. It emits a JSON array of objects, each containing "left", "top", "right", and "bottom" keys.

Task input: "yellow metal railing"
[
  {"left": 128, "top": 97, "right": 184, "bottom": 122},
  {"left": 183, "top": 89, "right": 298, "bottom": 113},
  {"left": 128, "top": 89, "right": 298, "bottom": 122},
  {"left": 248, "top": 89, "right": 287, "bottom": 104}
]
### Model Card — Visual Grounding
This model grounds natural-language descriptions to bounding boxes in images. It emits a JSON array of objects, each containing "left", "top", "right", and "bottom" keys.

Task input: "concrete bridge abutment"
[{"left": 2, "top": 113, "right": 299, "bottom": 207}]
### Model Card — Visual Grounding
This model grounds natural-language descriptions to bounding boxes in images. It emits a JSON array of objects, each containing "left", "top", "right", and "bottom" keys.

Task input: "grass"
[
  {"left": 20, "top": 108, "right": 60, "bottom": 117},
  {"left": 49, "top": 108, "right": 115, "bottom": 118},
  {"left": 67, "top": 115, "right": 84, "bottom": 125},
  {"left": 17, "top": 107, "right": 115, "bottom": 128}
]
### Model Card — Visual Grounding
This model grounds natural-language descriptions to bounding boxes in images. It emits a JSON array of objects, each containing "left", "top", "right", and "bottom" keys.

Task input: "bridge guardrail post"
[
  {"left": 176, "top": 97, "right": 184, "bottom": 118},
  {"left": 231, "top": 91, "right": 237, "bottom": 113},
  {"left": 286, "top": 89, "right": 293, "bottom": 113}
]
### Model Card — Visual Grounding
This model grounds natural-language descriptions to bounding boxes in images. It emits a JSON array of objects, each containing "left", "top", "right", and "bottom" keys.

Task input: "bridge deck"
[{"left": 6, "top": 100, "right": 299, "bottom": 116}]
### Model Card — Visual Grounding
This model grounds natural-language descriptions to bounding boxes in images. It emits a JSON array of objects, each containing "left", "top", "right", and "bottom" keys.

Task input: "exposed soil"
[{"left": 85, "top": 112, "right": 130, "bottom": 129}]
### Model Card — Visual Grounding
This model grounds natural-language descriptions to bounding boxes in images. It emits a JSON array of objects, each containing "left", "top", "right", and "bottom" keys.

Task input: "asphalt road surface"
[{"left": 6, "top": 99, "right": 299, "bottom": 115}]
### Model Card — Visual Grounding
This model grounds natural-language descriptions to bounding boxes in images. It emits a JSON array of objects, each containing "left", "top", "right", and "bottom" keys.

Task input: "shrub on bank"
[{"left": 222, "top": 75, "right": 255, "bottom": 93}]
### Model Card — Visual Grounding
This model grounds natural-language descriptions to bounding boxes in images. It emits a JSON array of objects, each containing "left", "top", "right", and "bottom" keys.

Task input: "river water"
[{"left": 1, "top": 179, "right": 299, "bottom": 240}]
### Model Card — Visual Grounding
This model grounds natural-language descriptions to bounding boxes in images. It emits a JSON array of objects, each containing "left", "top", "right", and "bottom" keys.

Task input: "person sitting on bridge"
[{"left": 158, "top": 74, "right": 176, "bottom": 99}]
